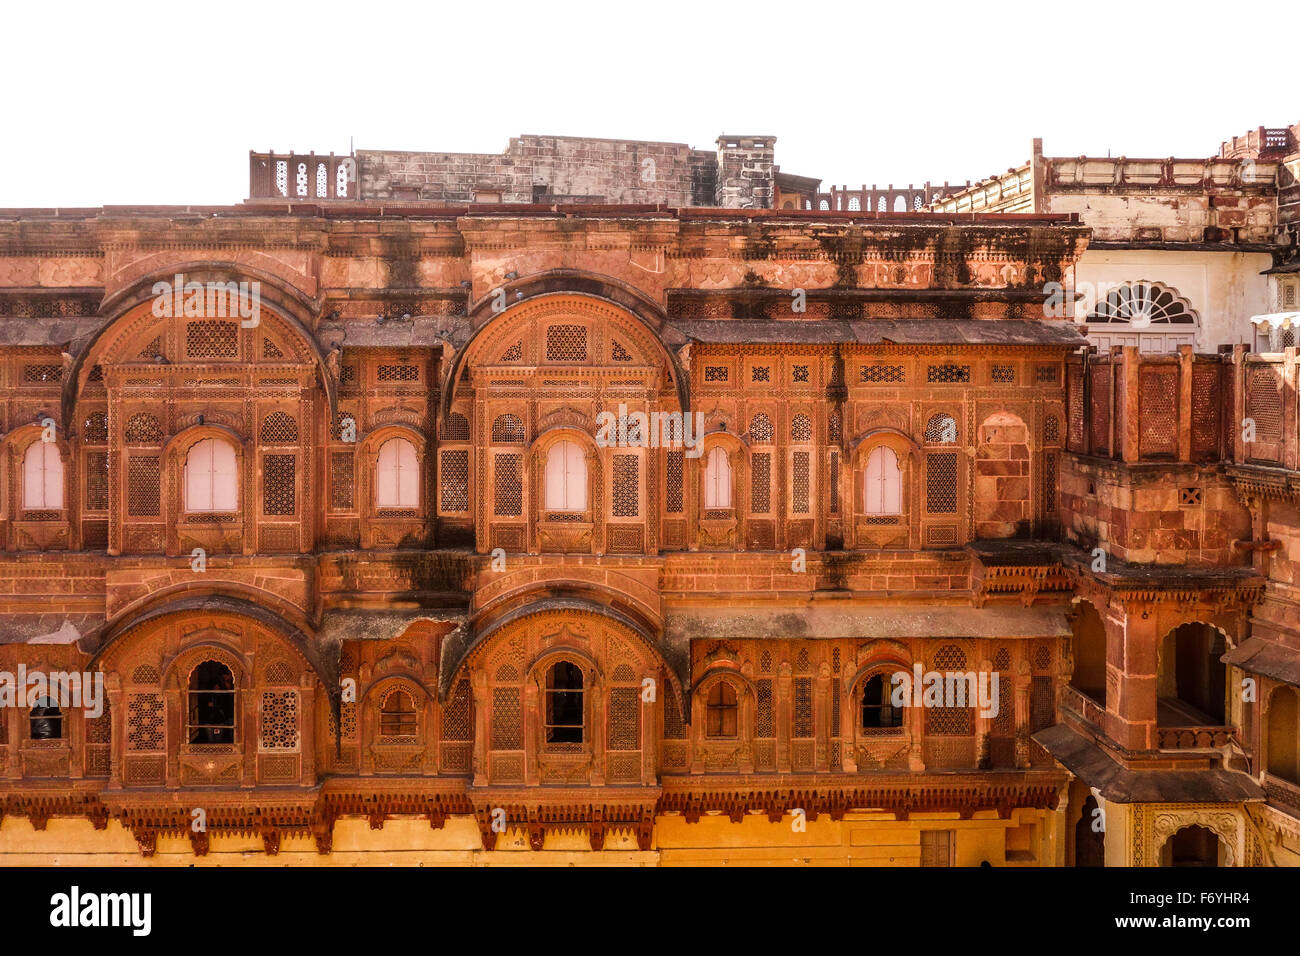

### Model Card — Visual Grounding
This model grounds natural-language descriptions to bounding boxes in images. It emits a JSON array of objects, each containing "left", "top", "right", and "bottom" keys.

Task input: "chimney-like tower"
[{"left": 714, "top": 135, "right": 776, "bottom": 209}]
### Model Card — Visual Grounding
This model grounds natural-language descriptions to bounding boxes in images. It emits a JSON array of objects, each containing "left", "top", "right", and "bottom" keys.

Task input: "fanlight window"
[
  {"left": 544, "top": 661, "right": 584, "bottom": 745},
  {"left": 863, "top": 446, "right": 902, "bottom": 515},
  {"left": 22, "top": 442, "right": 64, "bottom": 509},
  {"left": 704, "top": 446, "right": 733, "bottom": 509},
  {"left": 705, "top": 682, "right": 738, "bottom": 738},
  {"left": 188, "top": 661, "right": 236, "bottom": 744},
  {"left": 544, "top": 440, "right": 587, "bottom": 512},
  {"left": 184, "top": 438, "right": 238, "bottom": 513},
  {"left": 380, "top": 690, "right": 417, "bottom": 737},
  {"left": 375, "top": 438, "right": 419, "bottom": 509},
  {"left": 1088, "top": 281, "right": 1197, "bottom": 326}
]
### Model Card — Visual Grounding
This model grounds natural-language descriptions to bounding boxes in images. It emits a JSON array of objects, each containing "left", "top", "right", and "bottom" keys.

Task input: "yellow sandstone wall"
[{"left": 0, "top": 809, "right": 1057, "bottom": 867}]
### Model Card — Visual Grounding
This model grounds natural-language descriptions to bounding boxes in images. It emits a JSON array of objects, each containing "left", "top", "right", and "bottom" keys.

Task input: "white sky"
[{"left": 3, "top": 0, "right": 1297, "bottom": 208}]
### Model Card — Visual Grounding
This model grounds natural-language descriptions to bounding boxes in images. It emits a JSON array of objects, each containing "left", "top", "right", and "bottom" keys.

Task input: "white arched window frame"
[
  {"left": 863, "top": 446, "right": 902, "bottom": 515},
  {"left": 543, "top": 440, "right": 587, "bottom": 512},
  {"left": 22, "top": 442, "right": 64, "bottom": 509},
  {"left": 704, "top": 446, "right": 733, "bottom": 509},
  {"left": 183, "top": 438, "right": 238, "bottom": 513},
  {"left": 375, "top": 438, "right": 420, "bottom": 509}
]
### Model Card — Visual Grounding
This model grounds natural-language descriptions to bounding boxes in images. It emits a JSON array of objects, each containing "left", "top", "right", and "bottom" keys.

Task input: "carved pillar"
[
  {"left": 299, "top": 675, "right": 316, "bottom": 783},
  {"left": 640, "top": 683, "right": 655, "bottom": 786},
  {"left": 471, "top": 672, "right": 489, "bottom": 787},
  {"left": 777, "top": 664, "right": 792, "bottom": 773},
  {"left": 241, "top": 682, "right": 257, "bottom": 786},
  {"left": 1120, "top": 346, "right": 1140, "bottom": 463},
  {"left": 815, "top": 666, "right": 831, "bottom": 772},
  {"left": 590, "top": 679, "right": 605, "bottom": 786},
  {"left": 1177, "top": 345, "right": 1194, "bottom": 462},
  {"left": 840, "top": 677, "right": 858, "bottom": 773},
  {"left": 106, "top": 674, "right": 123, "bottom": 790},
  {"left": 523, "top": 680, "right": 539, "bottom": 786}
]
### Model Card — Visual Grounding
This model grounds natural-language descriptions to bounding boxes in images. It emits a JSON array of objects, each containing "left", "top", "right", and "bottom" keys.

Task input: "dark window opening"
[
  {"left": 380, "top": 690, "right": 417, "bottom": 737},
  {"left": 705, "top": 682, "right": 738, "bottom": 738},
  {"left": 188, "top": 660, "right": 236, "bottom": 744},
  {"left": 544, "top": 661, "right": 584, "bottom": 745},
  {"left": 29, "top": 698, "right": 63, "bottom": 740},
  {"left": 861, "top": 674, "right": 903, "bottom": 731}
]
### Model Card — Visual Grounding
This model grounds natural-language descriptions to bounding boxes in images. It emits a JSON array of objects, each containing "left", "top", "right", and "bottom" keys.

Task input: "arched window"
[
  {"left": 750, "top": 413, "right": 773, "bottom": 443},
  {"left": 705, "top": 682, "right": 738, "bottom": 738},
  {"left": 893, "top": 195, "right": 908, "bottom": 212},
  {"left": 543, "top": 440, "right": 587, "bottom": 512},
  {"left": 544, "top": 661, "right": 584, "bottom": 745},
  {"left": 876, "top": 195, "right": 887, "bottom": 212},
  {"left": 380, "top": 689, "right": 417, "bottom": 737},
  {"left": 188, "top": 661, "right": 236, "bottom": 744},
  {"left": 818, "top": 199, "right": 829, "bottom": 211},
  {"left": 861, "top": 674, "right": 903, "bottom": 731},
  {"left": 790, "top": 414, "right": 812, "bottom": 442},
  {"left": 863, "top": 446, "right": 902, "bottom": 515},
  {"left": 22, "top": 442, "right": 63, "bottom": 509},
  {"left": 704, "top": 446, "right": 733, "bottom": 509},
  {"left": 848, "top": 196, "right": 861, "bottom": 211},
  {"left": 183, "top": 438, "right": 238, "bottom": 513},
  {"left": 375, "top": 438, "right": 419, "bottom": 509},
  {"left": 29, "top": 698, "right": 63, "bottom": 740}
]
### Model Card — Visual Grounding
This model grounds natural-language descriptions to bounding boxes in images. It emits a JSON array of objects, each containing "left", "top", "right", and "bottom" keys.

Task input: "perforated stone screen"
[
  {"left": 125, "top": 413, "right": 163, "bottom": 444},
  {"left": 440, "top": 449, "right": 469, "bottom": 513},
  {"left": 494, "top": 454, "right": 522, "bottom": 516},
  {"left": 330, "top": 452, "right": 354, "bottom": 510},
  {"left": 260, "top": 691, "right": 299, "bottom": 750},
  {"left": 545, "top": 324, "right": 587, "bottom": 362},
  {"left": 926, "top": 452, "right": 957, "bottom": 514},
  {"left": 607, "top": 686, "right": 640, "bottom": 751},
  {"left": 260, "top": 411, "right": 299, "bottom": 444},
  {"left": 751, "top": 453, "right": 771, "bottom": 513},
  {"left": 85, "top": 452, "right": 109, "bottom": 511},
  {"left": 612, "top": 454, "right": 638, "bottom": 517},
  {"left": 792, "top": 451, "right": 810, "bottom": 514},
  {"left": 860, "top": 365, "right": 904, "bottom": 383},
  {"left": 186, "top": 320, "right": 239, "bottom": 359},
  {"left": 127, "top": 457, "right": 160, "bottom": 517},
  {"left": 443, "top": 412, "right": 470, "bottom": 442},
  {"left": 665, "top": 450, "right": 683, "bottom": 514},
  {"left": 263, "top": 455, "right": 297, "bottom": 515}
]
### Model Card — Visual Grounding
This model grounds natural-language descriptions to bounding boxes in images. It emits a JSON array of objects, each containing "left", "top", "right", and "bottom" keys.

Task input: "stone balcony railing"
[
  {"left": 1061, "top": 684, "right": 1107, "bottom": 730},
  {"left": 1156, "top": 726, "right": 1236, "bottom": 750},
  {"left": 1066, "top": 346, "right": 1300, "bottom": 473}
]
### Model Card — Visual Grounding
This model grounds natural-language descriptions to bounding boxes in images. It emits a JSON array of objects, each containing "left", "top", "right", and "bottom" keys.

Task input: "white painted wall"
[{"left": 1072, "top": 249, "right": 1273, "bottom": 351}]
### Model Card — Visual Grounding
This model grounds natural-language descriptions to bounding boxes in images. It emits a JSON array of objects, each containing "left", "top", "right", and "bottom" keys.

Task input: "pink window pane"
[
  {"left": 376, "top": 438, "right": 418, "bottom": 509},
  {"left": 544, "top": 440, "right": 586, "bottom": 511},
  {"left": 704, "top": 446, "right": 732, "bottom": 509},
  {"left": 185, "top": 438, "right": 237, "bottom": 512},
  {"left": 864, "top": 446, "right": 901, "bottom": 515},
  {"left": 212, "top": 441, "right": 238, "bottom": 510},
  {"left": 23, "top": 442, "right": 63, "bottom": 509}
]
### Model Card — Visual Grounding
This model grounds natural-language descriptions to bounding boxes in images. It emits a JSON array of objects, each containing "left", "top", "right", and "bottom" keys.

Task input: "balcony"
[{"left": 1066, "top": 346, "right": 1300, "bottom": 472}]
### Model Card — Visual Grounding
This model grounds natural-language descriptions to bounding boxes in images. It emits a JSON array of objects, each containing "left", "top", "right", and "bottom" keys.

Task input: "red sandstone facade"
[{"left": 0, "top": 129, "right": 1295, "bottom": 865}]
